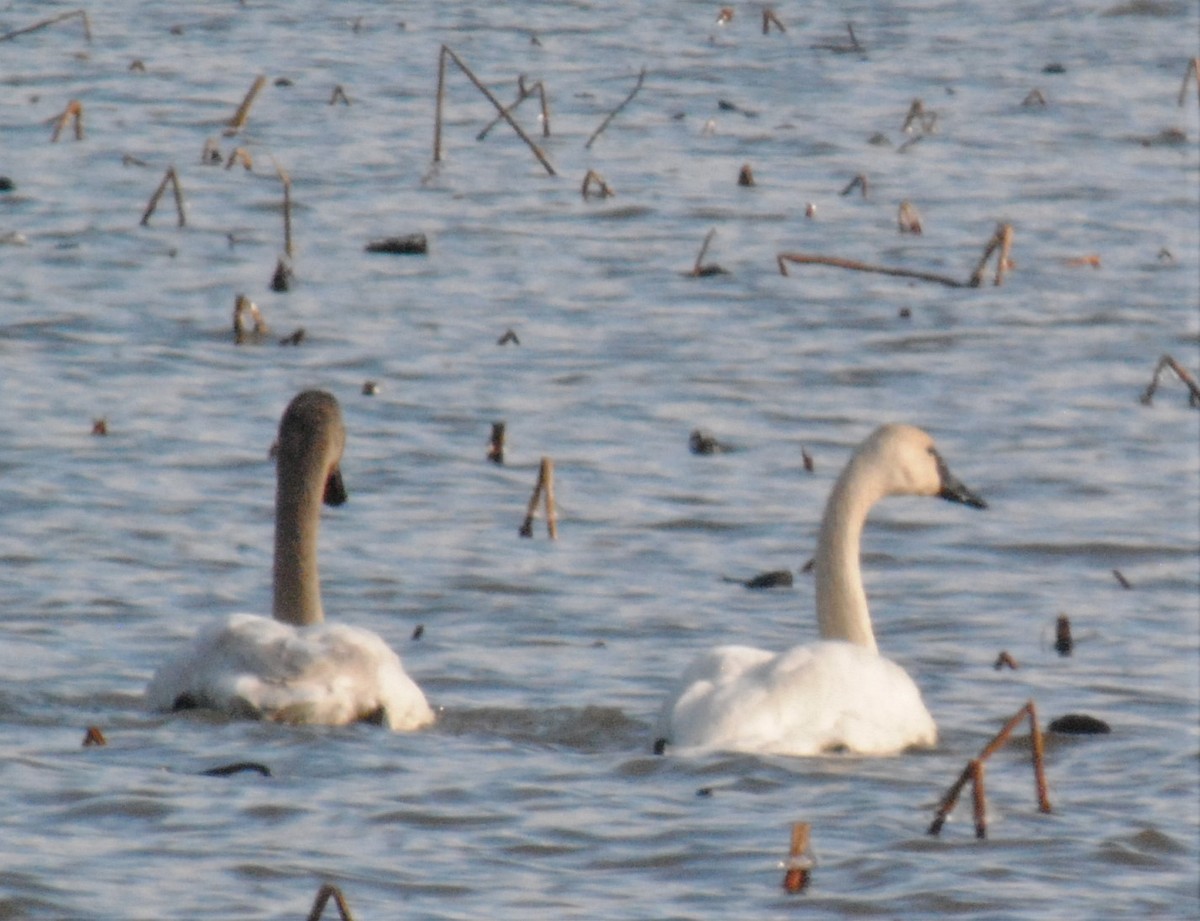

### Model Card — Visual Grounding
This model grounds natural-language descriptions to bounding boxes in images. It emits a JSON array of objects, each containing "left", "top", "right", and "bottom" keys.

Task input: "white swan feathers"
[
  {"left": 656, "top": 423, "right": 986, "bottom": 756},
  {"left": 147, "top": 390, "right": 434, "bottom": 731}
]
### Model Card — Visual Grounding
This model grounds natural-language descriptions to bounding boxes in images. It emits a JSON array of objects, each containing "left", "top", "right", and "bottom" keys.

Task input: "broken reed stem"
[
  {"left": 927, "top": 700, "right": 1052, "bottom": 839},
  {"left": 50, "top": 99, "right": 85, "bottom": 142},
  {"left": 477, "top": 78, "right": 550, "bottom": 141},
  {"left": 761, "top": 8, "right": 787, "bottom": 34},
  {"left": 0, "top": 8, "right": 91, "bottom": 42},
  {"left": 306, "top": 884, "right": 355, "bottom": 921},
  {"left": 693, "top": 228, "right": 717, "bottom": 275},
  {"left": 581, "top": 169, "right": 614, "bottom": 199},
  {"left": 275, "top": 161, "right": 294, "bottom": 260},
  {"left": 518, "top": 457, "right": 557, "bottom": 539},
  {"left": 140, "top": 167, "right": 187, "bottom": 227},
  {"left": 585, "top": 66, "right": 646, "bottom": 150},
  {"left": 225, "top": 75, "right": 267, "bottom": 136},
  {"left": 433, "top": 46, "right": 556, "bottom": 176},
  {"left": 778, "top": 223, "right": 1014, "bottom": 289},
  {"left": 1139, "top": 354, "right": 1200, "bottom": 407},
  {"left": 1180, "top": 57, "right": 1200, "bottom": 107},
  {"left": 781, "top": 821, "right": 813, "bottom": 893}
]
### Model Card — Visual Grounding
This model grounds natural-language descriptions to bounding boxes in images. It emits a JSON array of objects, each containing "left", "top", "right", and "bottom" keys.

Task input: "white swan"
[
  {"left": 656, "top": 423, "right": 986, "bottom": 756},
  {"left": 147, "top": 390, "right": 434, "bottom": 731}
]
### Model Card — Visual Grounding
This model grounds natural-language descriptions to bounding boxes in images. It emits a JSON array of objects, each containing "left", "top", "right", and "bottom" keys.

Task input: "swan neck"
[
  {"left": 272, "top": 450, "right": 326, "bottom": 626},
  {"left": 814, "top": 459, "right": 880, "bottom": 652}
]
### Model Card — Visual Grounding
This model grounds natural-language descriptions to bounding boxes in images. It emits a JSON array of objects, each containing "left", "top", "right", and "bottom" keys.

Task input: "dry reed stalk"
[
  {"left": 967, "top": 222, "right": 1014, "bottom": 286},
  {"left": 581, "top": 169, "right": 614, "bottom": 199},
  {"left": 225, "top": 75, "right": 267, "bottom": 136},
  {"left": 50, "top": 100, "right": 84, "bottom": 142},
  {"left": 839, "top": 173, "right": 869, "bottom": 197},
  {"left": 518, "top": 457, "right": 557, "bottom": 538},
  {"left": 1139, "top": 354, "right": 1200, "bottom": 407},
  {"left": 306, "top": 884, "right": 355, "bottom": 921},
  {"left": 762, "top": 8, "right": 787, "bottom": 34},
  {"left": 329, "top": 85, "right": 351, "bottom": 106},
  {"left": 274, "top": 161, "right": 294, "bottom": 260},
  {"left": 82, "top": 726, "right": 107, "bottom": 746},
  {"left": 478, "top": 77, "right": 551, "bottom": 140},
  {"left": 140, "top": 167, "right": 187, "bottom": 227},
  {"left": 993, "top": 651, "right": 1019, "bottom": 670},
  {"left": 690, "top": 228, "right": 729, "bottom": 276},
  {"left": 585, "top": 66, "right": 646, "bottom": 150},
  {"left": 1180, "top": 58, "right": 1200, "bottom": 107},
  {"left": 433, "top": 46, "right": 556, "bottom": 175},
  {"left": 487, "top": 422, "right": 506, "bottom": 464},
  {"left": 224, "top": 147, "right": 253, "bottom": 171},
  {"left": 781, "top": 822, "right": 813, "bottom": 893},
  {"left": 927, "top": 700, "right": 1052, "bottom": 839},
  {"left": 1112, "top": 569, "right": 1132, "bottom": 589},
  {"left": 0, "top": 8, "right": 91, "bottom": 42}
]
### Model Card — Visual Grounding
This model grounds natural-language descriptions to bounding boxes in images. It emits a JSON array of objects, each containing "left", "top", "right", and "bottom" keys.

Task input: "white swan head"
[
  {"left": 815, "top": 424, "right": 985, "bottom": 650},
  {"left": 272, "top": 390, "right": 348, "bottom": 627}
]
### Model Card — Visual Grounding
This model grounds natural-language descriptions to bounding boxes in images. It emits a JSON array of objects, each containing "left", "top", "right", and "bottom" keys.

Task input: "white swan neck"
[{"left": 814, "top": 456, "right": 882, "bottom": 652}]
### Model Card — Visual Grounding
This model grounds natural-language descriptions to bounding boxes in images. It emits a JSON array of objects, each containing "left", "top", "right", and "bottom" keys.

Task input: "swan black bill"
[{"left": 935, "top": 455, "right": 987, "bottom": 509}]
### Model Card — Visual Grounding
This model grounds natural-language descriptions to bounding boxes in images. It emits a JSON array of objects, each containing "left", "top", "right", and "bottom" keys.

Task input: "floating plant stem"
[
  {"left": 519, "top": 457, "right": 557, "bottom": 539},
  {"left": 478, "top": 77, "right": 550, "bottom": 141},
  {"left": 581, "top": 169, "right": 614, "bottom": 199},
  {"left": 140, "top": 167, "right": 187, "bottom": 227},
  {"left": 1138, "top": 354, "right": 1200, "bottom": 407},
  {"left": 306, "top": 883, "right": 355, "bottom": 921},
  {"left": 50, "top": 99, "right": 85, "bottom": 142},
  {"left": 585, "top": 66, "right": 646, "bottom": 149},
  {"left": 781, "top": 822, "right": 813, "bottom": 893},
  {"left": 225, "top": 75, "right": 267, "bottom": 136},
  {"left": 1180, "top": 57, "right": 1200, "bottom": 107}
]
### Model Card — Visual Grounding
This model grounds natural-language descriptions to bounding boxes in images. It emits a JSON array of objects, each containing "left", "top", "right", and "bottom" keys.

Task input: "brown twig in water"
[
  {"left": 306, "top": 884, "right": 355, "bottom": 921},
  {"left": 329, "top": 85, "right": 351, "bottom": 106},
  {"left": 690, "top": 228, "right": 729, "bottom": 276},
  {"left": 140, "top": 167, "right": 187, "bottom": 227},
  {"left": 1138, "top": 354, "right": 1200, "bottom": 407},
  {"left": 1112, "top": 569, "right": 1132, "bottom": 590},
  {"left": 225, "top": 75, "right": 267, "bottom": 136},
  {"left": 966, "top": 222, "right": 1014, "bottom": 286},
  {"left": 0, "top": 8, "right": 91, "bottom": 42},
  {"left": 82, "top": 726, "right": 107, "bottom": 746},
  {"left": 1054, "top": 614, "right": 1073, "bottom": 656},
  {"left": 781, "top": 822, "right": 813, "bottom": 893},
  {"left": 737, "top": 163, "right": 755, "bottom": 187},
  {"left": 224, "top": 147, "right": 253, "bottom": 171},
  {"left": 585, "top": 66, "right": 646, "bottom": 150},
  {"left": 761, "top": 8, "right": 787, "bottom": 34},
  {"left": 993, "top": 651, "right": 1019, "bottom": 670},
  {"left": 488, "top": 422, "right": 506, "bottom": 464},
  {"left": 433, "top": 46, "right": 556, "bottom": 175},
  {"left": 1179, "top": 57, "right": 1200, "bottom": 107},
  {"left": 928, "top": 700, "right": 1052, "bottom": 839},
  {"left": 518, "top": 457, "right": 557, "bottom": 538},
  {"left": 581, "top": 169, "right": 614, "bottom": 199},
  {"left": 50, "top": 100, "right": 85, "bottom": 142}
]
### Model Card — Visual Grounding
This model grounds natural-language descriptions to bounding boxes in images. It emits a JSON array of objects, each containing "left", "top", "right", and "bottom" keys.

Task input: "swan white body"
[
  {"left": 147, "top": 391, "right": 434, "bottom": 731},
  {"left": 656, "top": 423, "right": 985, "bottom": 756}
]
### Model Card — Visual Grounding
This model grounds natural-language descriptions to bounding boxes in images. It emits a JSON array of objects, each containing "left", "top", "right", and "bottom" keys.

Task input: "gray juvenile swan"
[
  {"left": 147, "top": 390, "right": 434, "bottom": 730},
  {"left": 656, "top": 423, "right": 985, "bottom": 756}
]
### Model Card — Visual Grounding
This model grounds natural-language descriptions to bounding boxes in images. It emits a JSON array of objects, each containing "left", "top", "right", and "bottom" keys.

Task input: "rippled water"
[{"left": 1, "top": 1, "right": 1197, "bottom": 918}]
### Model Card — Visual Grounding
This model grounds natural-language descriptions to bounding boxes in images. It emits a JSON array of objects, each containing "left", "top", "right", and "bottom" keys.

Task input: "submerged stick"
[
  {"left": 928, "top": 700, "right": 1052, "bottom": 839},
  {"left": 519, "top": 457, "right": 557, "bottom": 538},
  {"left": 0, "top": 8, "right": 91, "bottom": 42},
  {"left": 275, "top": 160, "right": 294, "bottom": 260},
  {"left": 433, "top": 46, "right": 556, "bottom": 175},
  {"left": 50, "top": 100, "right": 85, "bottom": 142},
  {"left": 306, "top": 884, "right": 355, "bottom": 921},
  {"left": 585, "top": 66, "right": 646, "bottom": 149},
  {"left": 225, "top": 75, "right": 267, "bottom": 136},
  {"left": 1179, "top": 57, "right": 1200, "bottom": 107},
  {"left": 1139, "top": 354, "right": 1200, "bottom": 407},
  {"left": 140, "top": 167, "right": 187, "bottom": 227}
]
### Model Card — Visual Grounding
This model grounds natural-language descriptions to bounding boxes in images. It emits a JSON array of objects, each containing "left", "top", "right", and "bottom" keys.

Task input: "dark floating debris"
[
  {"left": 688, "top": 429, "right": 731, "bottom": 455},
  {"left": 412, "top": 624, "right": 425, "bottom": 641},
  {"left": 91, "top": 418, "right": 108, "bottom": 436},
  {"left": 696, "top": 786, "right": 714, "bottom": 797},
  {"left": 1054, "top": 614, "right": 1073, "bottom": 656},
  {"left": 1048, "top": 714, "right": 1111, "bottom": 735},
  {"left": 724, "top": 570, "right": 794, "bottom": 590},
  {"left": 82, "top": 726, "right": 107, "bottom": 747},
  {"left": 1042, "top": 62, "right": 1067, "bottom": 74},
  {"left": 0, "top": 176, "right": 14, "bottom": 192},
  {"left": 840, "top": 173, "right": 869, "bottom": 197},
  {"left": 782, "top": 822, "right": 814, "bottom": 894},
  {"left": 361, "top": 380, "right": 379, "bottom": 396},
  {"left": 801, "top": 447, "right": 814, "bottom": 472},
  {"left": 737, "top": 163, "right": 755, "bottom": 187},
  {"left": 270, "top": 258, "right": 292, "bottom": 292},
  {"left": 365, "top": 233, "right": 428, "bottom": 255},
  {"left": 201, "top": 761, "right": 272, "bottom": 778},
  {"left": 1112, "top": 569, "right": 1132, "bottom": 589},
  {"left": 652, "top": 737, "right": 668, "bottom": 755},
  {"left": 279, "top": 328, "right": 306, "bottom": 346},
  {"left": 496, "top": 328, "right": 520, "bottom": 346}
]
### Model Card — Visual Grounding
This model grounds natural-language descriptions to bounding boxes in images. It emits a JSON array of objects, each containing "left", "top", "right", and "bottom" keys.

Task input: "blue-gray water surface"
[{"left": 1, "top": 1, "right": 1198, "bottom": 918}]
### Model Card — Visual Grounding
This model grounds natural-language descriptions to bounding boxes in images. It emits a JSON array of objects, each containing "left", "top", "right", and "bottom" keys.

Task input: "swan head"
[
  {"left": 854, "top": 423, "right": 986, "bottom": 509},
  {"left": 276, "top": 390, "right": 347, "bottom": 507}
]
